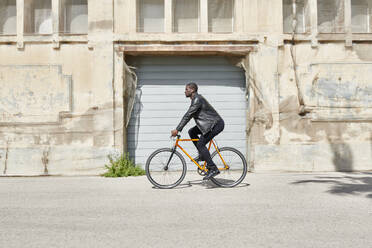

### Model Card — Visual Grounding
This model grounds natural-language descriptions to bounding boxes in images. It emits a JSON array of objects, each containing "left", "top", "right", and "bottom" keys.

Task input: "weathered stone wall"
[
  {"left": 0, "top": 43, "right": 119, "bottom": 175},
  {"left": 1, "top": 0, "right": 371, "bottom": 175},
  {"left": 250, "top": 42, "right": 372, "bottom": 172},
  {"left": 0, "top": 0, "right": 120, "bottom": 176}
]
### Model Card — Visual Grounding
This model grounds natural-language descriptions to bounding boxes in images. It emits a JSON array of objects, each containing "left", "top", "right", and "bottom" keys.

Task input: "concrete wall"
[
  {"left": 0, "top": 0, "right": 119, "bottom": 176},
  {"left": 251, "top": 42, "right": 372, "bottom": 172},
  {"left": 0, "top": 0, "right": 371, "bottom": 175},
  {"left": 0, "top": 43, "right": 118, "bottom": 175}
]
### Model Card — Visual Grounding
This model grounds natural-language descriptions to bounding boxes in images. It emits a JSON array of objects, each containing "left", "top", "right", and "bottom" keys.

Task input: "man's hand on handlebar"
[{"left": 171, "top": 129, "right": 179, "bottom": 137}]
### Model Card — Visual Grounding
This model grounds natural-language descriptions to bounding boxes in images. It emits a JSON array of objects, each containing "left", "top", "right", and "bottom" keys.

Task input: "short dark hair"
[{"left": 186, "top": 82, "right": 198, "bottom": 92}]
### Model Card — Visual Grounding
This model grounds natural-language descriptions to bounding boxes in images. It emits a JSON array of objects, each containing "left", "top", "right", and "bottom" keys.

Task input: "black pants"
[{"left": 188, "top": 119, "right": 225, "bottom": 168}]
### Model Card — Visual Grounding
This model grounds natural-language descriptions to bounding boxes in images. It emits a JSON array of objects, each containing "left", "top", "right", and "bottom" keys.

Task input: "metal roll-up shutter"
[{"left": 127, "top": 56, "right": 247, "bottom": 168}]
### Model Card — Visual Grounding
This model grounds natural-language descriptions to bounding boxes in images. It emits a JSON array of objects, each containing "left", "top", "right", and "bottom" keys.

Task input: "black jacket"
[{"left": 176, "top": 93, "right": 223, "bottom": 135}]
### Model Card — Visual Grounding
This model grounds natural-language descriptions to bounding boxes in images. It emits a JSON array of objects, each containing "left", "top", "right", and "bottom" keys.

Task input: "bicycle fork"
[{"left": 163, "top": 145, "right": 177, "bottom": 171}]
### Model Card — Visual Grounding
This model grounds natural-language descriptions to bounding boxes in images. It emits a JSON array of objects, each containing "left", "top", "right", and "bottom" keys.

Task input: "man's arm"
[{"left": 174, "top": 97, "right": 201, "bottom": 133}]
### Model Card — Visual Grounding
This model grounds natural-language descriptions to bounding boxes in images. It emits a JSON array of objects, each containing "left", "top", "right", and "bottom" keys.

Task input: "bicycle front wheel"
[
  {"left": 210, "top": 147, "right": 247, "bottom": 188},
  {"left": 145, "top": 148, "right": 187, "bottom": 189}
]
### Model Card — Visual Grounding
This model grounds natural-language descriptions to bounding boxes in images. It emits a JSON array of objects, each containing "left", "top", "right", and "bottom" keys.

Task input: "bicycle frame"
[{"left": 172, "top": 137, "right": 229, "bottom": 171}]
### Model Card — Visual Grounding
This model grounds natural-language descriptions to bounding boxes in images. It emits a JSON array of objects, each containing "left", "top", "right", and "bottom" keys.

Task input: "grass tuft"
[{"left": 102, "top": 153, "right": 145, "bottom": 177}]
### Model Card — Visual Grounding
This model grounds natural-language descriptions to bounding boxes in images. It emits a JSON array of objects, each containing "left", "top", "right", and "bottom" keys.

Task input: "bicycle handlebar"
[{"left": 170, "top": 134, "right": 181, "bottom": 139}]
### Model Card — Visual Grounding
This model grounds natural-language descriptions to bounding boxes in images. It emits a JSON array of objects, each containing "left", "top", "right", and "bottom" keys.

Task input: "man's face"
[{"left": 184, "top": 86, "right": 194, "bottom": 98}]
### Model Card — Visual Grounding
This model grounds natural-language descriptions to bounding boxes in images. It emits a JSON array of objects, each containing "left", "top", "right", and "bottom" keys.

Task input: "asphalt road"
[{"left": 0, "top": 172, "right": 371, "bottom": 248}]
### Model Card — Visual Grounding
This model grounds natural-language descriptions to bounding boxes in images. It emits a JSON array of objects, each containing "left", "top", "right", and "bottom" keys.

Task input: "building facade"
[{"left": 0, "top": 0, "right": 371, "bottom": 175}]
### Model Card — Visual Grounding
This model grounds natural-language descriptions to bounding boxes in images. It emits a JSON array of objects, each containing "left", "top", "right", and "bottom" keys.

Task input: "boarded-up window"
[
  {"left": 60, "top": 0, "right": 88, "bottom": 34},
  {"left": 173, "top": 0, "right": 199, "bottom": 33},
  {"left": 283, "top": 0, "right": 309, "bottom": 33},
  {"left": 317, "top": 0, "right": 345, "bottom": 33},
  {"left": 137, "top": 0, "right": 164, "bottom": 32},
  {"left": 208, "top": 0, "right": 234, "bottom": 33},
  {"left": 351, "top": 0, "right": 372, "bottom": 33},
  {"left": 0, "top": 0, "right": 16, "bottom": 35},
  {"left": 24, "top": 0, "right": 52, "bottom": 34}
]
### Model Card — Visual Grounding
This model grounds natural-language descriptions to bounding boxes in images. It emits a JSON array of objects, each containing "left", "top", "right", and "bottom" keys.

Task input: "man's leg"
[
  {"left": 196, "top": 119, "right": 225, "bottom": 170},
  {"left": 188, "top": 125, "right": 202, "bottom": 148},
  {"left": 188, "top": 126, "right": 204, "bottom": 160}
]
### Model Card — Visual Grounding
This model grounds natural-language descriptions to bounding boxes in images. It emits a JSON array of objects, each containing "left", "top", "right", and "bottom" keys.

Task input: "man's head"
[{"left": 185, "top": 82, "right": 198, "bottom": 98}]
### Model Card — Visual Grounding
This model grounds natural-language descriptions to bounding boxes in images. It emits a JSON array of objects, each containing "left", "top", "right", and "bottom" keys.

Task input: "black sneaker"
[{"left": 203, "top": 167, "right": 220, "bottom": 180}]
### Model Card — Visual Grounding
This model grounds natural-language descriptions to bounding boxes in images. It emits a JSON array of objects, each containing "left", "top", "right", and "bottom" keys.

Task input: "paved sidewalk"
[{"left": 0, "top": 172, "right": 371, "bottom": 248}]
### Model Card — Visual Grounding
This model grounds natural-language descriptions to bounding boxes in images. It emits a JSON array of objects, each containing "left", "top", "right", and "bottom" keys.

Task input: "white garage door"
[{"left": 127, "top": 56, "right": 247, "bottom": 168}]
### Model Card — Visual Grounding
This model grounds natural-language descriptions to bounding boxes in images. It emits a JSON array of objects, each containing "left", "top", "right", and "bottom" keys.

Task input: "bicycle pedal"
[{"left": 197, "top": 168, "right": 207, "bottom": 176}]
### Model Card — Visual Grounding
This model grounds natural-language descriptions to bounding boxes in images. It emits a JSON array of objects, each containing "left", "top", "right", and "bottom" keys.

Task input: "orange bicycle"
[{"left": 145, "top": 135, "right": 247, "bottom": 189}]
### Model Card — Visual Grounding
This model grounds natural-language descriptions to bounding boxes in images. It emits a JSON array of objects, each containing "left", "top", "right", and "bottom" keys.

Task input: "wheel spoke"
[
  {"left": 211, "top": 147, "right": 247, "bottom": 187},
  {"left": 146, "top": 149, "right": 186, "bottom": 189}
]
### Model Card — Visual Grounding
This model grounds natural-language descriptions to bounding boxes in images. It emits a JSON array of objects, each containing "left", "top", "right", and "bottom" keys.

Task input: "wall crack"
[
  {"left": 290, "top": 0, "right": 310, "bottom": 116},
  {"left": 3, "top": 140, "right": 9, "bottom": 175}
]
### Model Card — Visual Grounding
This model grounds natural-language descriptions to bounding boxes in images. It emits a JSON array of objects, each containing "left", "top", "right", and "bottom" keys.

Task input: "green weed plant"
[{"left": 103, "top": 153, "right": 145, "bottom": 177}]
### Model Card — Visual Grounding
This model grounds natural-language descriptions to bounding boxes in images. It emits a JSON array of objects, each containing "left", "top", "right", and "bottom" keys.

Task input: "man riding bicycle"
[{"left": 171, "top": 82, "right": 225, "bottom": 180}]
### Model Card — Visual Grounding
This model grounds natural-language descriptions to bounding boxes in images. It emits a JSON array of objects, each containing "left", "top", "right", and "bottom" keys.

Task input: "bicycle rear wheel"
[
  {"left": 145, "top": 148, "right": 187, "bottom": 189},
  {"left": 210, "top": 147, "right": 247, "bottom": 187}
]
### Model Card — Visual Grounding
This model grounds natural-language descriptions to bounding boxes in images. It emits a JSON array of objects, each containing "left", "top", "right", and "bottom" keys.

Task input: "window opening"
[
  {"left": 173, "top": 0, "right": 199, "bottom": 33},
  {"left": 137, "top": 0, "right": 165, "bottom": 32},
  {"left": 317, "top": 0, "right": 345, "bottom": 33},
  {"left": 0, "top": 0, "right": 16, "bottom": 35},
  {"left": 208, "top": 0, "right": 234, "bottom": 33},
  {"left": 283, "top": 0, "right": 309, "bottom": 33},
  {"left": 24, "top": 0, "right": 52, "bottom": 35},
  {"left": 351, "top": 0, "right": 372, "bottom": 33},
  {"left": 60, "top": 0, "right": 88, "bottom": 34}
]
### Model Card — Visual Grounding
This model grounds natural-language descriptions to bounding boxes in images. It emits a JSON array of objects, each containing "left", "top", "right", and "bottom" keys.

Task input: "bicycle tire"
[
  {"left": 210, "top": 147, "right": 247, "bottom": 188},
  {"left": 145, "top": 148, "right": 187, "bottom": 189}
]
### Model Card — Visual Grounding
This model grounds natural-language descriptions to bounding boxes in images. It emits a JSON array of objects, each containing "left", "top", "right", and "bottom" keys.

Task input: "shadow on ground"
[
  {"left": 184, "top": 179, "right": 250, "bottom": 189},
  {"left": 291, "top": 172, "right": 372, "bottom": 199},
  {"left": 151, "top": 180, "right": 250, "bottom": 190}
]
